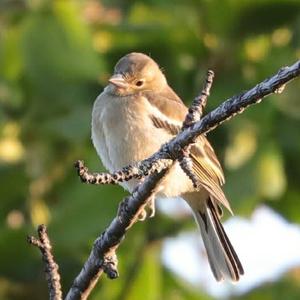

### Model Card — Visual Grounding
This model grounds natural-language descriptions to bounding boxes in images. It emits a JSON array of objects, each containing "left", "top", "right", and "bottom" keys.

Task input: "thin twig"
[
  {"left": 182, "top": 69, "right": 214, "bottom": 129},
  {"left": 179, "top": 70, "right": 215, "bottom": 186},
  {"left": 178, "top": 150, "right": 199, "bottom": 188},
  {"left": 28, "top": 225, "right": 62, "bottom": 300},
  {"left": 75, "top": 158, "right": 172, "bottom": 185}
]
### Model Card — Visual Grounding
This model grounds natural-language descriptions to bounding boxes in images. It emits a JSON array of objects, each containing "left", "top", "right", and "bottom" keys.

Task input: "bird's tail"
[{"left": 187, "top": 195, "right": 244, "bottom": 281}]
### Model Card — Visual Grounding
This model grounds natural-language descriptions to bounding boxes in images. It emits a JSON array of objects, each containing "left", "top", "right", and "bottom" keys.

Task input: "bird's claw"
[
  {"left": 137, "top": 196, "right": 156, "bottom": 221},
  {"left": 137, "top": 208, "right": 147, "bottom": 221},
  {"left": 148, "top": 196, "right": 156, "bottom": 218}
]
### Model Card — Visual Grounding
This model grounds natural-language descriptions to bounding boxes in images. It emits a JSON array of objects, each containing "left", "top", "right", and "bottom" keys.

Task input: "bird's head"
[{"left": 107, "top": 52, "right": 167, "bottom": 96}]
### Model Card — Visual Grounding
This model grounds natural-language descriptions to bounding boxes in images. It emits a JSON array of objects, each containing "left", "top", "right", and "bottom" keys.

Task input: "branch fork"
[{"left": 27, "top": 225, "right": 62, "bottom": 300}]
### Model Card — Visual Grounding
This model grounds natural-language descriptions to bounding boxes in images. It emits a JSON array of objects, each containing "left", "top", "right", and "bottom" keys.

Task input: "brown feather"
[
  {"left": 144, "top": 86, "right": 231, "bottom": 212},
  {"left": 144, "top": 86, "right": 187, "bottom": 121},
  {"left": 190, "top": 154, "right": 233, "bottom": 214},
  {"left": 150, "top": 115, "right": 180, "bottom": 135}
]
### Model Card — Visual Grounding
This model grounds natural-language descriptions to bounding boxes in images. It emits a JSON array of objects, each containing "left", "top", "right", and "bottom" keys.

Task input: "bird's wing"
[
  {"left": 188, "top": 139, "right": 232, "bottom": 213},
  {"left": 145, "top": 87, "right": 232, "bottom": 213}
]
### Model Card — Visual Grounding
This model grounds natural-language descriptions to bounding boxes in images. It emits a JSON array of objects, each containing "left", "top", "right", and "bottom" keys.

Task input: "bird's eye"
[{"left": 135, "top": 80, "right": 144, "bottom": 87}]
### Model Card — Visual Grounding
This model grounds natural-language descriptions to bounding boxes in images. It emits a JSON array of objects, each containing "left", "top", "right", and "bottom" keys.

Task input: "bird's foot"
[
  {"left": 137, "top": 196, "right": 156, "bottom": 221},
  {"left": 137, "top": 208, "right": 147, "bottom": 221},
  {"left": 147, "top": 196, "right": 156, "bottom": 218}
]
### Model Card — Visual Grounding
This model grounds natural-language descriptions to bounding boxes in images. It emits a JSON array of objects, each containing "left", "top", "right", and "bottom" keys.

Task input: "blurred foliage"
[{"left": 0, "top": 0, "right": 300, "bottom": 299}]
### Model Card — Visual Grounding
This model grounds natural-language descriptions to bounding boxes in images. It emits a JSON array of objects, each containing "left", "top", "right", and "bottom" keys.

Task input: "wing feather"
[
  {"left": 145, "top": 88, "right": 231, "bottom": 212},
  {"left": 190, "top": 153, "right": 232, "bottom": 213}
]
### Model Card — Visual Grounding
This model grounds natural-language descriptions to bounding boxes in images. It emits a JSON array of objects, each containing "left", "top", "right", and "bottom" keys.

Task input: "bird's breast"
[{"left": 91, "top": 91, "right": 172, "bottom": 173}]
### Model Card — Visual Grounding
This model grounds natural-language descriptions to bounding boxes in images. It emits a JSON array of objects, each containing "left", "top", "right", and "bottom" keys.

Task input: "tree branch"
[
  {"left": 28, "top": 225, "right": 63, "bottom": 300},
  {"left": 182, "top": 69, "right": 214, "bottom": 129},
  {"left": 166, "top": 62, "right": 300, "bottom": 152},
  {"left": 74, "top": 158, "right": 172, "bottom": 185},
  {"left": 65, "top": 168, "right": 170, "bottom": 300}
]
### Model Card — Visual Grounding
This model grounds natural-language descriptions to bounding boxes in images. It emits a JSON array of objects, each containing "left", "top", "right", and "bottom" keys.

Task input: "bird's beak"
[{"left": 108, "top": 74, "right": 128, "bottom": 88}]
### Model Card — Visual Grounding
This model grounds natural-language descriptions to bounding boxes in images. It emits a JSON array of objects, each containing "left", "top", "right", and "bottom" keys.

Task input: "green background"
[{"left": 1, "top": 0, "right": 300, "bottom": 299}]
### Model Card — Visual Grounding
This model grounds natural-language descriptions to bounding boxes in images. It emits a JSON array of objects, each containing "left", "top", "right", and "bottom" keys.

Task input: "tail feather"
[
  {"left": 194, "top": 198, "right": 244, "bottom": 281},
  {"left": 207, "top": 199, "right": 244, "bottom": 278}
]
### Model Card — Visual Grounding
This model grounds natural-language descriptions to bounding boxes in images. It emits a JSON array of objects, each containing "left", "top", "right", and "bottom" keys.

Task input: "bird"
[{"left": 91, "top": 52, "right": 244, "bottom": 282}]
